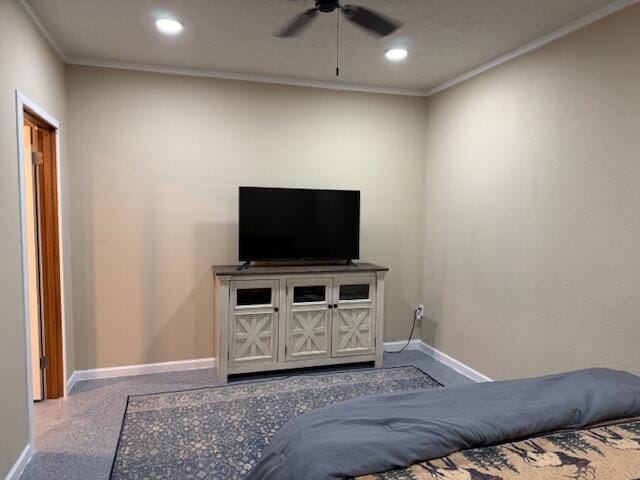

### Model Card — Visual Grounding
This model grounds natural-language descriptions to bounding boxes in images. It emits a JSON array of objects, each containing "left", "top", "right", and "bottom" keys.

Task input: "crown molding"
[
  {"left": 425, "top": 0, "right": 640, "bottom": 97},
  {"left": 66, "top": 57, "right": 431, "bottom": 97},
  {"left": 20, "top": 0, "right": 638, "bottom": 98},
  {"left": 18, "top": 0, "right": 67, "bottom": 61}
]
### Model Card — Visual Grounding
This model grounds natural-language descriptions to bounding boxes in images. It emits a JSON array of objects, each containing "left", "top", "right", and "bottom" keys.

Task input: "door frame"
[{"left": 15, "top": 91, "right": 68, "bottom": 444}]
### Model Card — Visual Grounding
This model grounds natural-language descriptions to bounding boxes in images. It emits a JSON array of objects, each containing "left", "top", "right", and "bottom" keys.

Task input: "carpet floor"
[
  {"left": 21, "top": 350, "right": 473, "bottom": 480},
  {"left": 110, "top": 366, "right": 441, "bottom": 479}
]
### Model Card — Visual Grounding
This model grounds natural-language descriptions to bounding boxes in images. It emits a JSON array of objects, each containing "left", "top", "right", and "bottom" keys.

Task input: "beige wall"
[
  {"left": 421, "top": 4, "right": 640, "bottom": 380},
  {"left": 67, "top": 65, "right": 428, "bottom": 370},
  {"left": 0, "top": 0, "right": 71, "bottom": 476}
]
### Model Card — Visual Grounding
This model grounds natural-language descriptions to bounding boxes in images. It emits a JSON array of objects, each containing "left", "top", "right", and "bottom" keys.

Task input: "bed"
[
  {"left": 358, "top": 417, "right": 640, "bottom": 480},
  {"left": 247, "top": 368, "right": 640, "bottom": 480}
]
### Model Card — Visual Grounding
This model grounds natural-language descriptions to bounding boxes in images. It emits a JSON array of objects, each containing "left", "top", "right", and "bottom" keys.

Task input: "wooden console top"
[{"left": 212, "top": 262, "right": 388, "bottom": 276}]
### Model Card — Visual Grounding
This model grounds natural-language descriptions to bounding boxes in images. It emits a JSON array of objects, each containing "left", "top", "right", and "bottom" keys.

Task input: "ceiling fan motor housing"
[{"left": 316, "top": 0, "right": 339, "bottom": 13}]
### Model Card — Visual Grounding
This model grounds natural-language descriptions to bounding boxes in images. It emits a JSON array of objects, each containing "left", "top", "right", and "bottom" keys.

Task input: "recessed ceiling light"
[
  {"left": 385, "top": 48, "right": 408, "bottom": 62},
  {"left": 155, "top": 18, "right": 183, "bottom": 35}
]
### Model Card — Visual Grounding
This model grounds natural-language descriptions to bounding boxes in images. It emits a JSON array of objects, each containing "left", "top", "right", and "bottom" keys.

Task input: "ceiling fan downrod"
[{"left": 336, "top": 8, "right": 340, "bottom": 77}]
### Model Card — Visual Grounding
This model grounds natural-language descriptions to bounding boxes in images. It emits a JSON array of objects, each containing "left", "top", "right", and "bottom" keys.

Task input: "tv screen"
[{"left": 239, "top": 187, "right": 360, "bottom": 261}]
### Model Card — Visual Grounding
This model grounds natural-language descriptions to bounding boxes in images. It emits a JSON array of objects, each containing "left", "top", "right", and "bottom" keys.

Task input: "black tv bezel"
[{"left": 238, "top": 186, "right": 360, "bottom": 262}]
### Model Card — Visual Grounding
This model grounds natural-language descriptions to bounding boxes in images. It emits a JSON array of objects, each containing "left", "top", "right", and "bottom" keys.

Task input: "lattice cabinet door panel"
[
  {"left": 285, "top": 277, "right": 332, "bottom": 361},
  {"left": 229, "top": 279, "right": 279, "bottom": 367},
  {"left": 332, "top": 275, "right": 376, "bottom": 357}
]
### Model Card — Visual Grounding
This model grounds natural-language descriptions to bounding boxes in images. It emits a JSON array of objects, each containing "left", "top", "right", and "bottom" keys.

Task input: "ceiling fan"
[{"left": 276, "top": 0, "right": 402, "bottom": 38}]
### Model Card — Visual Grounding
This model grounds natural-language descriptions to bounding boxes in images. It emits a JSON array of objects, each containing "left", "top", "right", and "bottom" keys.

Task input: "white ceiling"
[{"left": 26, "top": 0, "right": 621, "bottom": 93}]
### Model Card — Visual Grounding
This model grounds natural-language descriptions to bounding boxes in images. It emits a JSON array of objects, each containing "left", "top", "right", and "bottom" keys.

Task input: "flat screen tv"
[{"left": 239, "top": 187, "right": 360, "bottom": 261}]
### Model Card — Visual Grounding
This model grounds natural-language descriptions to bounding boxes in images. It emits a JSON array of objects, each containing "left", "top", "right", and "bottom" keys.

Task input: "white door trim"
[{"left": 15, "top": 91, "right": 67, "bottom": 453}]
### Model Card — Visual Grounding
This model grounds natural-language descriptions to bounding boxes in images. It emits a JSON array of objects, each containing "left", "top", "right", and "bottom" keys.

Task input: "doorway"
[{"left": 22, "top": 108, "right": 64, "bottom": 400}]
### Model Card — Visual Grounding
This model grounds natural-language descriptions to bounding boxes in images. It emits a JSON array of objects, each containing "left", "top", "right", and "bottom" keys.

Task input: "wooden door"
[
  {"left": 229, "top": 280, "right": 279, "bottom": 367},
  {"left": 24, "top": 112, "right": 64, "bottom": 399},
  {"left": 23, "top": 125, "right": 43, "bottom": 401},
  {"left": 285, "top": 277, "right": 332, "bottom": 362},
  {"left": 332, "top": 275, "right": 376, "bottom": 357}
]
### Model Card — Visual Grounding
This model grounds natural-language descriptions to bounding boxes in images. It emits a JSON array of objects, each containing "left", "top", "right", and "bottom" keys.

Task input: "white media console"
[{"left": 212, "top": 263, "right": 388, "bottom": 383}]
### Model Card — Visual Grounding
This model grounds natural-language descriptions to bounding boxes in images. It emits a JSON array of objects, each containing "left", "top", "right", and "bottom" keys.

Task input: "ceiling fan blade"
[
  {"left": 341, "top": 5, "right": 401, "bottom": 37},
  {"left": 275, "top": 8, "right": 318, "bottom": 38}
]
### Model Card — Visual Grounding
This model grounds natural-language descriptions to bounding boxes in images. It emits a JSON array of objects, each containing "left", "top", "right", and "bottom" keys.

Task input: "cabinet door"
[
  {"left": 332, "top": 275, "right": 376, "bottom": 357},
  {"left": 285, "top": 277, "right": 332, "bottom": 361},
  {"left": 229, "top": 279, "right": 279, "bottom": 367}
]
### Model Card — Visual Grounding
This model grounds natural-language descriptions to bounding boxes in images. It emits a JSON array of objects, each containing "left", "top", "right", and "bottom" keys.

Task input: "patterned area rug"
[{"left": 110, "top": 366, "right": 441, "bottom": 479}]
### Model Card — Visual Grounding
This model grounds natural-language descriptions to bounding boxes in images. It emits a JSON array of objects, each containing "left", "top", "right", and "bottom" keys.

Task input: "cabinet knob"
[
  {"left": 328, "top": 304, "right": 333, "bottom": 309},
  {"left": 333, "top": 304, "right": 338, "bottom": 308},
  {"left": 274, "top": 307, "right": 279, "bottom": 312}
]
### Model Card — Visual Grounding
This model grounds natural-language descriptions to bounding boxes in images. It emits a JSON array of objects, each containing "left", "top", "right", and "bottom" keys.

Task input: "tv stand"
[
  {"left": 236, "top": 261, "right": 251, "bottom": 271},
  {"left": 212, "top": 262, "right": 388, "bottom": 383}
]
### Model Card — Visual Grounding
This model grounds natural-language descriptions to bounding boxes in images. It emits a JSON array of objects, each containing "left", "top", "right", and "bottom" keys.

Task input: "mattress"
[
  {"left": 358, "top": 418, "right": 640, "bottom": 480},
  {"left": 247, "top": 368, "right": 640, "bottom": 479}
]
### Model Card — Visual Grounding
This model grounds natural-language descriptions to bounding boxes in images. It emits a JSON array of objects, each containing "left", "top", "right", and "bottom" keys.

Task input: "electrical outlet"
[{"left": 416, "top": 304, "right": 425, "bottom": 321}]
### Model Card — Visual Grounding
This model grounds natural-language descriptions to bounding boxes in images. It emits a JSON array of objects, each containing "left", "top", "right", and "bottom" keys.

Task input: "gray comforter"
[{"left": 246, "top": 368, "right": 640, "bottom": 480}]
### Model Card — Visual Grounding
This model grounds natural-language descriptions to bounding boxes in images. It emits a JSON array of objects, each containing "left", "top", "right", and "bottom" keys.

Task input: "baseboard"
[
  {"left": 383, "top": 339, "right": 492, "bottom": 383},
  {"left": 383, "top": 339, "right": 425, "bottom": 353},
  {"left": 4, "top": 444, "right": 33, "bottom": 480},
  {"left": 66, "top": 371, "right": 78, "bottom": 394},
  {"left": 65, "top": 343, "right": 488, "bottom": 393},
  {"left": 67, "top": 357, "right": 216, "bottom": 394}
]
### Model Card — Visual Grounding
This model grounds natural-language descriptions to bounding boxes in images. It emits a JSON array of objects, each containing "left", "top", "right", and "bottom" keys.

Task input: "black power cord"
[{"left": 388, "top": 307, "right": 420, "bottom": 354}]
